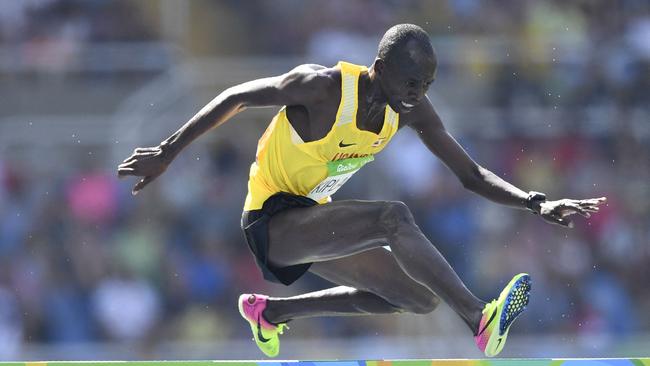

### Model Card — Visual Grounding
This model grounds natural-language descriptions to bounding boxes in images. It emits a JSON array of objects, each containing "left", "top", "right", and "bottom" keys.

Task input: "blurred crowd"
[
  {"left": 0, "top": 0, "right": 649, "bottom": 359},
  {"left": 0, "top": 0, "right": 156, "bottom": 74}
]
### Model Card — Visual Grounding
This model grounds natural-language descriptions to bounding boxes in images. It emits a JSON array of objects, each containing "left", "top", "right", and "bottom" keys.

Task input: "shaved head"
[
  {"left": 372, "top": 24, "right": 437, "bottom": 114},
  {"left": 377, "top": 24, "right": 435, "bottom": 66}
]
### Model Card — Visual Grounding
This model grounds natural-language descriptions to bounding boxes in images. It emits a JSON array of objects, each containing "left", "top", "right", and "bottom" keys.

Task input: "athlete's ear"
[{"left": 374, "top": 58, "right": 385, "bottom": 76}]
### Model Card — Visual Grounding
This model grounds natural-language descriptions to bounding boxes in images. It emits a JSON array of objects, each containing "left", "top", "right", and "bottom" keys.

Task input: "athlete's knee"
[
  {"left": 408, "top": 293, "right": 441, "bottom": 314},
  {"left": 379, "top": 201, "right": 415, "bottom": 233}
]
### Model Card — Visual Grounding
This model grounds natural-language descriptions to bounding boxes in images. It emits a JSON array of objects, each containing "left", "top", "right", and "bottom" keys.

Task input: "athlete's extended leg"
[
  {"left": 263, "top": 248, "right": 440, "bottom": 323},
  {"left": 266, "top": 200, "right": 484, "bottom": 331}
]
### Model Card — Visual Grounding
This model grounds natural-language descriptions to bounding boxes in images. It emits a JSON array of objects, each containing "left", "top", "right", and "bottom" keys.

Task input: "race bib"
[{"left": 307, "top": 156, "right": 374, "bottom": 201}]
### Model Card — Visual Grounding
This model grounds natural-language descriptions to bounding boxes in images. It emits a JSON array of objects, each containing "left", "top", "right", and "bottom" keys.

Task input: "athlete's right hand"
[{"left": 117, "top": 144, "right": 171, "bottom": 195}]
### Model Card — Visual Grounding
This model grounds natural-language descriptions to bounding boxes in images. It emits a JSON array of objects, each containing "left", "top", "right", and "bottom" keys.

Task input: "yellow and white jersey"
[{"left": 243, "top": 61, "right": 400, "bottom": 211}]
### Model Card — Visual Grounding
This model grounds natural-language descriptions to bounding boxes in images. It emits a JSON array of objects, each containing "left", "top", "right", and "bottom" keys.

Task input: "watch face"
[
  {"left": 527, "top": 192, "right": 546, "bottom": 211},
  {"left": 529, "top": 191, "right": 546, "bottom": 201}
]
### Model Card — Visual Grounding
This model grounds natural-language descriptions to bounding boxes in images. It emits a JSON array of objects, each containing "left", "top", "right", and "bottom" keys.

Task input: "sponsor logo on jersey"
[{"left": 331, "top": 152, "right": 371, "bottom": 161}]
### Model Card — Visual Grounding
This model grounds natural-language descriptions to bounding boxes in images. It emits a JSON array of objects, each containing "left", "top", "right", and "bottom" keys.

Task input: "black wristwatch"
[{"left": 526, "top": 191, "right": 546, "bottom": 213}]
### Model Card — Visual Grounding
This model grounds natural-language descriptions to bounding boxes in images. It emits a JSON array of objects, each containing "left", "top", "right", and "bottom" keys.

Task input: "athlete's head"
[{"left": 374, "top": 24, "right": 437, "bottom": 113}]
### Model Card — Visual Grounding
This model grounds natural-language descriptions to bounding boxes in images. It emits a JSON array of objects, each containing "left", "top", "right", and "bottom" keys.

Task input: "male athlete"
[{"left": 118, "top": 24, "right": 606, "bottom": 357}]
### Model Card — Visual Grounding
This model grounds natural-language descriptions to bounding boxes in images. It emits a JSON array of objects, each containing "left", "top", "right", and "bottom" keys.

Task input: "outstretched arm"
[
  {"left": 117, "top": 65, "right": 328, "bottom": 194},
  {"left": 405, "top": 97, "right": 605, "bottom": 227}
]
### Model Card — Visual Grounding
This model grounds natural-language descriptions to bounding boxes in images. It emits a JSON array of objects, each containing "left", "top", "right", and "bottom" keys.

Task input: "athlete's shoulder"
[{"left": 280, "top": 64, "right": 339, "bottom": 102}]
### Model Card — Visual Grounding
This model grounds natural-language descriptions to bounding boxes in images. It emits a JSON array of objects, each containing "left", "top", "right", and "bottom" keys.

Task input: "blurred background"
[{"left": 0, "top": 0, "right": 649, "bottom": 361}]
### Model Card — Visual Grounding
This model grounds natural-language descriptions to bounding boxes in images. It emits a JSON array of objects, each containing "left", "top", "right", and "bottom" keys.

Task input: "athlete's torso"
[{"left": 244, "top": 61, "right": 400, "bottom": 211}]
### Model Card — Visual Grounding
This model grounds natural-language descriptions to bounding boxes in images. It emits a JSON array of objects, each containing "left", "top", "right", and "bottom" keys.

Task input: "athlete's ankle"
[
  {"left": 470, "top": 302, "right": 487, "bottom": 336},
  {"left": 262, "top": 302, "right": 288, "bottom": 325}
]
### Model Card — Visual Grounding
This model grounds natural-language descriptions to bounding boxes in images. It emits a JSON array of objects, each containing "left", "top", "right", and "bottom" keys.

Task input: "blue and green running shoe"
[{"left": 474, "top": 273, "right": 531, "bottom": 357}]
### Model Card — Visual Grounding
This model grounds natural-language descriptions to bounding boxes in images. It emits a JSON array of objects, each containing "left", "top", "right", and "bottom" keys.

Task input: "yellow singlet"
[{"left": 243, "top": 61, "right": 400, "bottom": 211}]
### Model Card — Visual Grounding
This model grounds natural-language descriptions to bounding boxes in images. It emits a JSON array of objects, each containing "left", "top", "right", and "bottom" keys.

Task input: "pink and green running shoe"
[
  {"left": 474, "top": 273, "right": 531, "bottom": 357},
  {"left": 238, "top": 293, "right": 288, "bottom": 357}
]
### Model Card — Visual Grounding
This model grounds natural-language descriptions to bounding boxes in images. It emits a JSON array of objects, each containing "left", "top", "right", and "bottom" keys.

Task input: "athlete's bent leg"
[
  {"left": 266, "top": 200, "right": 483, "bottom": 332},
  {"left": 263, "top": 248, "right": 440, "bottom": 323},
  {"left": 263, "top": 286, "right": 401, "bottom": 324}
]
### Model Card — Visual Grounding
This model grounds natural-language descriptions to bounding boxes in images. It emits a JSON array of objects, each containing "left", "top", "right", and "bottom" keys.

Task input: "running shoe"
[
  {"left": 474, "top": 273, "right": 531, "bottom": 357},
  {"left": 238, "top": 293, "right": 288, "bottom": 357}
]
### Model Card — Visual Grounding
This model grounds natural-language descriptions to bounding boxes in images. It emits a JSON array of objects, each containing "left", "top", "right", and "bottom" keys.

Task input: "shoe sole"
[{"left": 486, "top": 273, "right": 532, "bottom": 357}]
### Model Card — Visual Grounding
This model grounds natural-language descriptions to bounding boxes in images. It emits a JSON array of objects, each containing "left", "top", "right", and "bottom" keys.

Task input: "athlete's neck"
[{"left": 362, "top": 65, "right": 387, "bottom": 121}]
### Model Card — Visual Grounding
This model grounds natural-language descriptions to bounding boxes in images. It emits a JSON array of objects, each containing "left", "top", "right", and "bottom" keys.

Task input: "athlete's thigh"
[
  {"left": 267, "top": 199, "right": 390, "bottom": 267},
  {"left": 309, "top": 247, "right": 439, "bottom": 310}
]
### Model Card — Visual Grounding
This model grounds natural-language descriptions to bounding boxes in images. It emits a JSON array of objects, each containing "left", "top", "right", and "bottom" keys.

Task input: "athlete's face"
[{"left": 377, "top": 42, "right": 437, "bottom": 113}]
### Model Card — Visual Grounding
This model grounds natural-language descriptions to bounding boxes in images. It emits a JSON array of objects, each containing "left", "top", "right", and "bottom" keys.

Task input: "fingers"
[
  {"left": 117, "top": 159, "right": 140, "bottom": 178},
  {"left": 121, "top": 151, "right": 158, "bottom": 165},
  {"left": 120, "top": 146, "right": 160, "bottom": 165},
  {"left": 132, "top": 175, "right": 156, "bottom": 196},
  {"left": 580, "top": 197, "right": 607, "bottom": 206},
  {"left": 117, "top": 146, "right": 163, "bottom": 194},
  {"left": 563, "top": 197, "right": 607, "bottom": 215},
  {"left": 582, "top": 206, "right": 600, "bottom": 213},
  {"left": 117, "top": 166, "right": 135, "bottom": 178},
  {"left": 134, "top": 147, "right": 159, "bottom": 153},
  {"left": 117, "top": 149, "right": 160, "bottom": 178}
]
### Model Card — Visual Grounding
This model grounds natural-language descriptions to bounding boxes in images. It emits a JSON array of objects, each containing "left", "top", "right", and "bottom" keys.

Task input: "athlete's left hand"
[
  {"left": 117, "top": 144, "right": 172, "bottom": 195},
  {"left": 536, "top": 197, "right": 607, "bottom": 228}
]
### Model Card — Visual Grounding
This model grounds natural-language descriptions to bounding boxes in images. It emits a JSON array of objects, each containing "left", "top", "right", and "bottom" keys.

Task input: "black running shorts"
[{"left": 241, "top": 192, "right": 319, "bottom": 286}]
